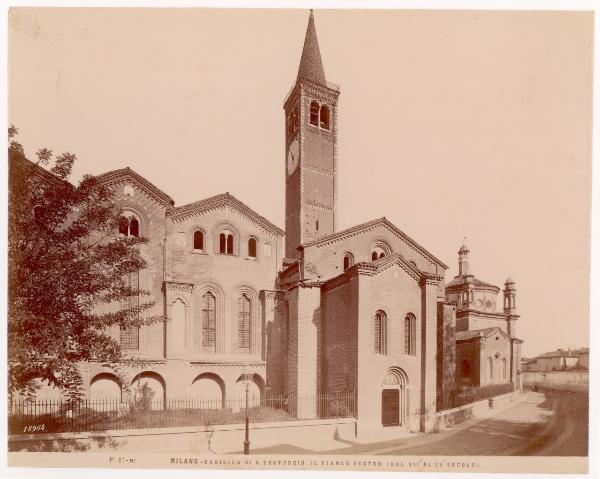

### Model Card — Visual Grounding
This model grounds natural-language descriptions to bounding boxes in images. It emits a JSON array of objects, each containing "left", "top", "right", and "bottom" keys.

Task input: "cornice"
[
  {"left": 304, "top": 164, "right": 334, "bottom": 177},
  {"left": 322, "top": 252, "right": 434, "bottom": 293},
  {"left": 305, "top": 200, "right": 334, "bottom": 212},
  {"left": 167, "top": 193, "right": 284, "bottom": 237},
  {"left": 456, "top": 309, "right": 508, "bottom": 320},
  {"left": 299, "top": 78, "right": 341, "bottom": 102},
  {"left": 190, "top": 360, "right": 267, "bottom": 368},
  {"left": 300, "top": 217, "right": 448, "bottom": 270},
  {"left": 164, "top": 281, "right": 194, "bottom": 294},
  {"left": 96, "top": 167, "right": 174, "bottom": 207}
]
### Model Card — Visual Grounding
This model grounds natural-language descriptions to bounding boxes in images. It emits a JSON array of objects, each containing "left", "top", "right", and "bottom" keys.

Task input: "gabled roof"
[
  {"left": 96, "top": 167, "right": 174, "bottom": 207},
  {"left": 300, "top": 217, "right": 448, "bottom": 269},
  {"left": 322, "top": 252, "right": 443, "bottom": 292},
  {"left": 168, "top": 193, "right": 284, "bottom": 237},
  {"left": 446, "top": 275, "right": 500, "bottom": 291},
  {"left": 455, "top": 327, "right": 508, "bottom": 342},
  {"left": 297, "top": 10, "right": 326, "bottom": 86}
]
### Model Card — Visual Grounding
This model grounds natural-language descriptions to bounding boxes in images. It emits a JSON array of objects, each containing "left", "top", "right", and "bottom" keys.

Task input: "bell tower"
[{"left": 284, "top": 10, "right": 340, "bottom": 259}]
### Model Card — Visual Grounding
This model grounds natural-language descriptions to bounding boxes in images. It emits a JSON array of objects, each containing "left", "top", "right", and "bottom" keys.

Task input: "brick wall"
[{"left": 436, "top": 302, "right": 456, "bottom": 410}]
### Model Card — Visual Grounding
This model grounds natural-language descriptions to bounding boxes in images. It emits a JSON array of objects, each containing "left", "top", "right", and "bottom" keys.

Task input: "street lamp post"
[{"left": 239, "top": 367, "right": 253, "bottom": 455}]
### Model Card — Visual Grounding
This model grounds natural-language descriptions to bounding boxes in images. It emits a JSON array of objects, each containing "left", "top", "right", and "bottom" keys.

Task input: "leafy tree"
[{"left": 8, "top": 126, "right": 160, "bottom": 401}]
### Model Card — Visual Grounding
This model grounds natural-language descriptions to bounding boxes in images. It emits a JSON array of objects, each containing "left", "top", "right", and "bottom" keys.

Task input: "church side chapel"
[{"left": 24, "top": 11, "right": 523, "bottom": 436}]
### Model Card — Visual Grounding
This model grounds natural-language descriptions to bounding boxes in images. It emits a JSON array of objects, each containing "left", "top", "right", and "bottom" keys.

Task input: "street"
[{"left": 248, "top": 390, "right": 588, "bottom": 456}]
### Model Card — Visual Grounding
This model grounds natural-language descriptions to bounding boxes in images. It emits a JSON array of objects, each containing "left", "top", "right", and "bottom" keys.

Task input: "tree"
[{"left": 8, "top": 126, "right": 160, "bottom": 400}]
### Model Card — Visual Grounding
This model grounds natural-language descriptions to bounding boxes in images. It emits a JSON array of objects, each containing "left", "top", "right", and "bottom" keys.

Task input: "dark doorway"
[{"left": 381, "top": 388, "right": 400, "bottom": 427}]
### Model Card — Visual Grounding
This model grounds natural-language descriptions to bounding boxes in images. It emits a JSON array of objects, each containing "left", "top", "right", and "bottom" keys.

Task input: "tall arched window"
[
  {"left": 248, "top": 238, "right": 257, "bottom": 258},
  {"left": 489, "top": 357, "right": 494, "bottom": 382},
  {"left": 120, "top": 270, "right": 140, "bottom": 350},
  {"left": 238, "top": 294, "right": 251, "bottom": 353},
  {"left": 202, "top": 292, "right": 216, "bottom": 352},
  {"left": 343, "top": 252, "right": 354, "bottom": 271},
  {"left": 502, "top": 358, "right": 507, "bottom": 380},
  {"left": 310, "top": 101, "right": 319, "bottom": 126},
  {"left": 319, "top": 105, "right": 330, "bottom": 129},
  {"left": 119, "top": 214, "right": 140, "bottom": 238},
  {"left": 374, "top": 311, "right": 387, "bottom": 355},
  {"left": 193, "top": 230, "right": 204, "bottom": 251},
  {"left": 219, "top": 231, "right": 234, "bottom": 255},
  {"left": 404, "top": 314, "right": 416, "bottom": 356}
]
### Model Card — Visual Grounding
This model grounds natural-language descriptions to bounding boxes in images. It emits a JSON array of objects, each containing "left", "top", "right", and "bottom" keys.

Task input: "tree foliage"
[{"left": 8, "top": 127, "right": 160, "bottom": 400}]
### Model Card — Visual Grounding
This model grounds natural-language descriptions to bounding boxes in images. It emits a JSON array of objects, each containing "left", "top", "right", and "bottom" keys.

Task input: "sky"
[{"left": 8, "top": 8, "right": 593, "bottom": 357}]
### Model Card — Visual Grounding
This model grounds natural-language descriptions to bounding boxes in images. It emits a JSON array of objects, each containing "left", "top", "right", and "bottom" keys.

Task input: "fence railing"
[
  {"left": 439, "top": 382, "right": 515, "bottom": 411},
  {"left": 8, "top": 392, "right": 356, "bottom": 435}
]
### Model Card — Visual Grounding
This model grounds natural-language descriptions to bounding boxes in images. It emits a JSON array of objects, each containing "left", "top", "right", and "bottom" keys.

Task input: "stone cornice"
[
  {"left": 299, "top": 78, "right": 341, "bottom": 102},
  {"left": 456, "top": 309, "right": 509, "bottom": 320},
  {"left": 305, "top": 200, "right": 334, "bottom": 212},
  {"left": 420, "top": 272, "right": 443, "bottom": 287},
  {"left": 190, "top": 360, "right": 266, "bottom": 367},
  {"left": 96, "top": 167, "right": 174, "bottom": 207},
  {"left": 164, "top": 281, "right": 194, "bottom": 294},
  {"left": 304, "top": 164, "right": 334, "bottom": 177},
  {"left": 299, "top": 217, "right": 448, "bottom": 270},
  {"left": 322, "top": 252, "right": 437, "bottom": 293},
  {"left": 167, "top": 192, "right": 284, "bottom": 237}
]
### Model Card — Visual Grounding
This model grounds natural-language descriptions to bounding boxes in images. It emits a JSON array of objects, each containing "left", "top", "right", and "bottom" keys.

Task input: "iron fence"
[
  {"left": 9, "top": 392, "right": 356, "bottom": 435},
  {"left": 439, "top": 381, "right": 515, "bottom": 411}
]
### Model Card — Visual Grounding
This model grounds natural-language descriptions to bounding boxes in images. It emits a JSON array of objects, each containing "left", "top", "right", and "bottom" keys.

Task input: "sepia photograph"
[{"left": 3, "top": 3, "right": 596, "bottom": 477}]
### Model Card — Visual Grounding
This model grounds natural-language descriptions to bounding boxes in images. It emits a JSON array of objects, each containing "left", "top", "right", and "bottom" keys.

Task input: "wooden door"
[{"left": 381, "top": 388, "right": 400, "bottom": 427}]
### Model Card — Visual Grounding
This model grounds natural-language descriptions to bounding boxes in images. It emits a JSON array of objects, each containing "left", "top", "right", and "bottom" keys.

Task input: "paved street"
[{"left": 248, "top": 390, "right": 588, "bottom": 456}]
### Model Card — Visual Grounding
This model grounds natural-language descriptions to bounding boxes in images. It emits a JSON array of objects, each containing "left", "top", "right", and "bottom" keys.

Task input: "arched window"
[
  {"left": 193, "top": 230, "right": 204, "bottom": 251},
  {"left": 343, "top": 252, "right": 354, "bottom": 271},
  {"left": 202, "top": 292, "right": 216, "bottom": 352},
  {"left": 248, "top": 238, "right": 257, "bottom": 258},
  {"left": 238, "top": 294, "right": 251, "bottom": 353},
  {"left": 502, "top": 358, "right": 507, "bottom": 380},
  {"left": 489, "top": 357, "right": 494, "bottom": 381},
  {"left": 371, "top": 246, "right": 386, "bottom": 261},
  {"left": 120, "top": 270, "right": 140, "bottom": 350},
  {"left": 310, "top": 101, "right": 319, "bottom": 126},
  {"left": 319, "top": 105, "right": 330, "bottom": 129},
  {"left": 374, "top": 311, "right": 387, "bottom": 354},
  {"left": 404, "top": 314, "right": 416, "bottom": 356},
  {"left": 219, "top": 231, "right": 234, "bottom": 255},
  {"left": 119, "top": 214, "right": 140, "bottom": 238}
]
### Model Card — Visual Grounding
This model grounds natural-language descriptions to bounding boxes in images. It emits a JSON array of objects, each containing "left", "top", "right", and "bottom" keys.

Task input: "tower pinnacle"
[{"left": 297, "top": 10, "right": 326, "bottom": 85}]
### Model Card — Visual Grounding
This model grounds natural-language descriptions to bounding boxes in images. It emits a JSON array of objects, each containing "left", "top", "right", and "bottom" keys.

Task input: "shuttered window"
[
  {"left": 238, "top": 294, "right": 251, "bottom": 353},
  {"left": 374, "top": 311, "right": 386, "bottom": 354},
  {"left": 404, "top": 314, "right": 416, "bottom": 356},
  {"left": 120, "top": 271, "right": 140, "bottom": 350},
  {"left": 202, "top": 292, "right": 216, "bottom": 352}
]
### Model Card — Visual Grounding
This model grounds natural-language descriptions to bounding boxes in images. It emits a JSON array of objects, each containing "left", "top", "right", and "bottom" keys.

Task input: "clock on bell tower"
[{"left": 284, "top": 11, "right": 340, "bottom": 259}]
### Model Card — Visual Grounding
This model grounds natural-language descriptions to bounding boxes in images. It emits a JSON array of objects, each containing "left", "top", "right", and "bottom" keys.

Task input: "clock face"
[{"left": 287, "top": 138, "right": 300, "bottom": 175}]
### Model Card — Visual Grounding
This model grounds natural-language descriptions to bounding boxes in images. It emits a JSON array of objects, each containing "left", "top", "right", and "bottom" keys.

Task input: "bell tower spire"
[
  {"left": 284, "top": 11, "right": 340, "bottom": 259},
  {"left": 297, "top": 10, "right": 326, "bottom": 85}
]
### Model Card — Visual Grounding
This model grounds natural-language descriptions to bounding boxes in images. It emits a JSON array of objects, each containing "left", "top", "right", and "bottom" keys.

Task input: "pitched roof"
[
  {"left": 297, "top": 10, "right": 326, "bottom": 85},
  {"left": 168, "top": 193, "right": 284, "bottom": 237},
  {"left": 322, "top": 252, "right": 443, "bottom": 292},
  {"left": 95, "top": 167, "right": 174, "bottom": 206},
  {"left": 446, "top": 275, "right": 500, "bottom": 291},
  {"left": 300, "top": 217, "right": 448, "bottom": 269},
  {"left": 455, "top": 327, "right": 506, "bottom": 342}
]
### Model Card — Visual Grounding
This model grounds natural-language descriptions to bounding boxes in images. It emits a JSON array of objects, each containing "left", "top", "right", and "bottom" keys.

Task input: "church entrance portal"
[
  {"left": 381, "top": 389, "right": 400, "bottom": 427},
  {"left": 381, "top": 368, "right": 408, "bottom": 427}
]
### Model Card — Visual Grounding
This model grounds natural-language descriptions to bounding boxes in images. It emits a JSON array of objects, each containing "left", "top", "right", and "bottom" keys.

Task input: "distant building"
[{"left": 523, "top": 348, "right": 589, "bottom": 372}]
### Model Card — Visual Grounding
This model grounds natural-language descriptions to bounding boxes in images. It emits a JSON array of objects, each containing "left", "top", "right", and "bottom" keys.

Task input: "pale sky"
[{"left": 8, "top": 8, "right": 593, "bottom": 357}]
